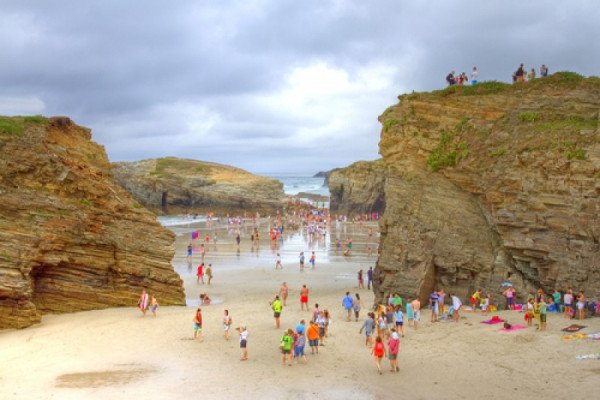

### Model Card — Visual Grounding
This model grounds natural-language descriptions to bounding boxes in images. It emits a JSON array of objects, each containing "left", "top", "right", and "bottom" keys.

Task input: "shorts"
[
  {"left": 194, "top": 323, "right": 202, "bottom": 331},
  {"left": 151, "top": 305, "right": 158, "bottom": 312},
  {"left": 294, "top": 346, "right": 305, "bottom": 357},
  {"left": 274, "top": 312, "right": 281, "bottom": 318},
  {"left": 388, "top": 354, "right": 397, "bottom": 360},
  {"left": 240, "top": 339, "right": 247, "bottom": 348},
  {"left": 318, "top": 327, "right": 325, "bottom": 337},
  {"left": 301, "top": 296, "right": 308, "bottom": 303},
  {"left": 540, "top": 314, "right": 547, "bottom": 323},
  {"left": 309, "top": 339, "right": 319, "bottom": 347},
  {"left": 414, "top": 311, "right": 421, "bottom": 321},
  {"left": 577, "top": 302, "right": 585, "bottom": 310},
  {"left": 187, "top": 251, "right": 192, "bottom": 256},
  {"left": 282, "top": 349, "right": 291, "bottom": 355},
  {"left": 224, "top": 324, "right": 230, "bottom": 331},
  {"left": 396, "top": 321, "right": 403, "bottom": 326},
  {"left": 507, "top": 298, "right": 514, "bottom": 305}
]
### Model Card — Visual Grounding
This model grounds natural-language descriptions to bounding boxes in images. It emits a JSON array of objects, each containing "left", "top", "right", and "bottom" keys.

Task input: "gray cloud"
[{"left": 0, "top": 0, "right": 598, "bottom": 174}]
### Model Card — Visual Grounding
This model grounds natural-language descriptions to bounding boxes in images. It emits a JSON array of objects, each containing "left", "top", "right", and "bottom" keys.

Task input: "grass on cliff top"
[
  {"left": 0, "top": 115, "right": 48, "bottom": 138},
  {"left": 399, "top": 72, "right": 598, "bottom": 101},
  {"left": 150, "top": 157, "right": 210, "bottom": 177}
]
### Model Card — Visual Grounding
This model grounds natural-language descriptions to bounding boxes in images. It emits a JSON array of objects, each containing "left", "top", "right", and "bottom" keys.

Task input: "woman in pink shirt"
[{"left": 387, "top": 328, "right": 400, "bottom": 372}]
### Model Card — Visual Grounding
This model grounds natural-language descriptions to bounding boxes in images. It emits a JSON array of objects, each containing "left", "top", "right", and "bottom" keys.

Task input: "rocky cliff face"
[
  {"left": 373, "top": 73, "right": 600, "bottom": 303},
  {"left": 112, "top": 158, "right": 284, "bottom": 215},
  {"left": 328, "top": 160, "right": 386, "bottom": 215},
  {"left": 0, "top": 116, "right": 185, "bottom": 329}
]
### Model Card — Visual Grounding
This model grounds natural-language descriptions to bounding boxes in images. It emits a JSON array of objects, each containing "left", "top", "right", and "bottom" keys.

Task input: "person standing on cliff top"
[
  {"left": 367, "top": 267, "right": 373, "bottom": 290},
  {"left": 446, "top": 71, "right": 456, "bottom": 86},
  {"left": 540, "top": 64, "right": 549, "bottom": 77},
  {"left": 471, "top": 66, "right": 478, "bottom": 85},
  {"left": 515, "top": 64, "right": 525, "bottom": 83}
]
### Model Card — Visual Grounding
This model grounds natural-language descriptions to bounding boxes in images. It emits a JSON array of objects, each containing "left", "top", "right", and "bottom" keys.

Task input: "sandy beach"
[{"left": 1, "top": 219, "right": 599, "bottom": 400}]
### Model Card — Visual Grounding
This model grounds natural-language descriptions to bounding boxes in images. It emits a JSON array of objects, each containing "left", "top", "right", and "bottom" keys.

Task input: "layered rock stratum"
[
  {"left": 350, "top": 73, "right": 600, "bottom": 303},
  {"left": 329, "top": 160, "right": 386, "bottom": 215},
  {"left": 0, "top": 116, "right": 185, "bottom": 329},
  {"left": 112, "top": 158, "right": 284, "bottom": 215}
]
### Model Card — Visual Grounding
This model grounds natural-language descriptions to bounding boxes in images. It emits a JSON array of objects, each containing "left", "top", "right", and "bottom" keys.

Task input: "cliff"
[
  {"left": 0, "top": 116, "right": 185, "bottom": 329},
  {"left": 373, "top": 73, "right": 600, "bottom": 303},
  {"left": 328, "top": 160, "right": 386, "bottom": 215},
  {"left": 112, "top": 158, "right": 284, "bottom": 215}
]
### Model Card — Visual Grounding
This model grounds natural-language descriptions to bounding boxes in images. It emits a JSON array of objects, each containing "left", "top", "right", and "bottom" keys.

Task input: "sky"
[{"left": 1, "top": 1, "right": 599, "bottom": 174}]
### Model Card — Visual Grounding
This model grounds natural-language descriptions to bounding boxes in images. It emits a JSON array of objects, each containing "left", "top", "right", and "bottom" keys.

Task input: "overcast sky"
[{"left": 1, "top": 1, "right": 598, "bottom": 174}]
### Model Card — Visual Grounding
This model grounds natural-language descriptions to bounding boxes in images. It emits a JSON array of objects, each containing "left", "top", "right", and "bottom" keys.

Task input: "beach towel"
[
  {"left": 481, "top": 316, "right": 504, "bottom": 324},
  {"left": 575, "top": 353, "right": 600, "bottom": 360},
  {"left": 499, "top": 324, "right": 527, "bottom": 332},
  {"left": 562, "top": 324, "right": 586, "bottom": 332},
  {"left": 562, "top": 333, "right": 588, "bottom": 341}
]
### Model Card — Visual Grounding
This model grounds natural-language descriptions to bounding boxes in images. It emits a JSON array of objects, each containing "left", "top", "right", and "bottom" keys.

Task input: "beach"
[{"left": 1, "top": 219, "right": 599, "bottom": 400}]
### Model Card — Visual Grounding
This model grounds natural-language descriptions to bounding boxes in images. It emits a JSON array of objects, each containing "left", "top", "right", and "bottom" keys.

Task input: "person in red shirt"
[
  {"left": 372, "top": 336, "right": 386, "bottom": 374},
  {"left": 197, "top": 263, "right": 205, "bottom": 284}
]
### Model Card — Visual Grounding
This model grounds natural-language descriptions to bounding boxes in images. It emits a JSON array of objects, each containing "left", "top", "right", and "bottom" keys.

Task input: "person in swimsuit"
[
  {"left": 275, "top": 253, "right": 282, "bottom": 270},
  {"left": 193, "top": 308, "right": 203, "bottom": 341},
  {"left": 353, "top": 293, "right": 363, "bottom": 322},
  {"left": 280, "top": 282, "right": 289, "bottom": 307},
  {"left": 223, "top": 309, "right": 232, "bottom": 340},
  {"left": 577, "top": 290, "right": 586, "bottom": 320},
  {"left": 197, "top": 263, "right": 204, "bottom": 284},
  {"left": 300, "top": 285, "right": 309, "bottom": 311},
  {"left": 299, "top": 252, "right": 305, "bottom": 270},
  {"left": 411, "top": 299, "right": 421, "bottom": 329},
  {"left": 357, "top": 270, "right": 364, "bottom": 289},
  {"left": 150, "top": 295, "right": 158, "bottom": 317},
  {"left": 206, "top": 264, "right": 213, "bottom": 285},
  {"left": 309, "top": 252, "right": 316, "bottom": 268}
]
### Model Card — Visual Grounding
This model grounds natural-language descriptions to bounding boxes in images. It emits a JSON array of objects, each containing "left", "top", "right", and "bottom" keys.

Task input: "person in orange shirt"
[{"left": 306, "top": 320, "right": 320, "bottom": 355}]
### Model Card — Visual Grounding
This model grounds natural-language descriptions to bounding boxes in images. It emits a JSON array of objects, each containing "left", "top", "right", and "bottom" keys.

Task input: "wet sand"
[{"left": 1, "top": 219, "right": 599, "bottom": 400}]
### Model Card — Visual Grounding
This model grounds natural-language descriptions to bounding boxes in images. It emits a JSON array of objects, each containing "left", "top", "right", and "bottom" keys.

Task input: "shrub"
[
  {"left": 519, "top": 111, "right": 540, "bottom": 122},
  {"left": 0, "top": 118, "right": 24, "bottom": 136},
  {"left": 23, "top": 115, "right": 47, "bottom": 124},
  {"left": 383, "top": 118, "right": 400, "bottom": 133}
]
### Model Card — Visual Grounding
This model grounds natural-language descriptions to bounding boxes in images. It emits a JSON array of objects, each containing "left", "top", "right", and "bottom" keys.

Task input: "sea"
[{"left": 157, "top": 174, "right": 329, "bottom": 227}]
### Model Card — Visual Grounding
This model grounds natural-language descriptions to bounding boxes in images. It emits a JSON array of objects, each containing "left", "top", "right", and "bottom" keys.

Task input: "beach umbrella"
[{"left": 501, "top": 282, "right": 513, "bottom": 287}]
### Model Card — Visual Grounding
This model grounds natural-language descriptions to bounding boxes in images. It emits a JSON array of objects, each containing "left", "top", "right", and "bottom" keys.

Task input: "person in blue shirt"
[{"left": 342, "top": 292, "right": 354, "bottom": 321}]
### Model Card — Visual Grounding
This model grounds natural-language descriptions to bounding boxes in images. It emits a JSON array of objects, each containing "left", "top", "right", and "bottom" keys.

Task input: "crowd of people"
[{"left": 446, "top": 64, "right": 550, "bottom": 86}]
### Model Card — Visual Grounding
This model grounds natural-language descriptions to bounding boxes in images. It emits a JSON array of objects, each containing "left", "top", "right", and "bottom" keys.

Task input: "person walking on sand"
[
  {"left": 388, "top": 328, "right": 400, "bottom": 372},
  {"left": 271, "top": 295, "right": 283, "bottom": 328},
  {"left": 372, "top": 336, "right": 386, "bottom": 375},
  {"left": 200, "top": 244, "right": 206, "bottom": 262},
  {"left": 275, "top": 253, "right": 282, "bottom": 270},
  {"left": 223, "top": 309, "right": 232, "bottom": 340},
  {"left": 300, "top": 285, "right": 309, "bottom": 311},
  {"left": 280, "top": 282, "right": 289, "bottom": 307},
  {"left": 299, "top": 252, "right": 305, "bottom": 270},
  {"left": 280, "top": 329, "right": 295, "bottom": 366},
  {"left": 394, "top": 306, "right": 405, "bottom": 337},
  {"left": 150, "top": 295, "right": 158, "bottom": 317},
  {"left": 316, "top": 311, "right": 327, "bottom": 346},
  {"left": 309, "top": 251, "right": 316, "bottom": 268},
  {"left": 196, "top": 263, "right": 205, "bottom": 284},
  {"left": 411, "top": 298, "right": 421, "bottom": 330},
  {"left": 451, "top": 293, "right": 462, "bottom": 322},
  {"left": 235, "top": 233, "right": 241, "bottom": 247},
  {"left": 239, "top": 325, "right": 248, "bottom": 360},
  {"left": 367, "top": 267, "right": 373, "bottom": 290},
  {"left": 353, "top": 293, "right": 363, "bottom": 322},
  {"left": 360, "top": 312, "right": 376, "bottom": 347},
  {"left": 430, "top": 289, "right": 439, "bottom": 322},
  {"left": 307, "top": 320, "right": 320, "bottom": 354},
  {"left": 405, "top": 298, "right": 414, "bottom": 327},
  {"left": 205, "top": 264, "right": 213, "bottom": 285},
  {"left": 343, "top": 292, "right": 354, "bottom": 321},
  {"left": 294, "top": 325, "right": 308, "bottom": 364},
  {"left": 193, "top": 308, "right": 203, "bottom": 341},
  {"left": 138, "top": 289, "right": 149, "bottom": 316}
]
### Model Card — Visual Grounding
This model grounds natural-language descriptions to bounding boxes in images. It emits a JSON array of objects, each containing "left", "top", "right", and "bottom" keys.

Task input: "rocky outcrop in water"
[
  {"left": 0, "top": 116, "right": 185, "bottom": 329},
  {"left": 328, "top": 160, "right": 386, "bottom": 216},
  {"left": 371, "top": 73, "right": 600, "bottom": 303},
  {"left": 112, "top": 158, "right": 284, "bottom": 215}
]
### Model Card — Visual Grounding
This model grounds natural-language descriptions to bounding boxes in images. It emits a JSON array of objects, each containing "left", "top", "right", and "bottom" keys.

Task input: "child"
[
  {"left": 309, "top": 251, "right": 316, "bottom": 268},
  {"left": 193, "top": 308, "right": 203, "bottom": 341},
  {"left": 239, "top": 326, "right": 248, "bottom": 360},
  {"left": 406, "top": 299, "right": 414, "bottom": 327},
  {"left": 525, "top": 298, "right": 534, "bottom": 327},
  {"left": 150, "top": 295, "right": 159, "bottom": 317},
  {"left": 394, "top": 306, "right": 405, "bottom": 337},
  {"left": 539, "top": 299, "right": 548, "bottom": 331},
  {"left": 372, "top": 336, "right": 386, "bottom": 375},
  {"left": 480, "top": 294, "right": 490, "bottom": 313},
  {"left": 223, "top": 309, "right": 232, "bottom": 340}
]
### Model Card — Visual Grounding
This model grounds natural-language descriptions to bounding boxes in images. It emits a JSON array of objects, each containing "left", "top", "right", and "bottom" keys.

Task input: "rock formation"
[
  {"left": 329, "top": 160, "right": 386, "bottom": 215},
  {"left": 369, "top": 73, "right": 600, "bottom": 303},
  {"left": 0, "top": 116, "right": 185, "bottom": 329},
  {"left": 112, "top": 158, "right": 284, "bottom": 215}
]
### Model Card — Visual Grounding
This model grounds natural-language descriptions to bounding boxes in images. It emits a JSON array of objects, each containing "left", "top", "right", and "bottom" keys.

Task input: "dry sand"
[{"left": 1, "top": 219, "right": 599, "bottom": 400}]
